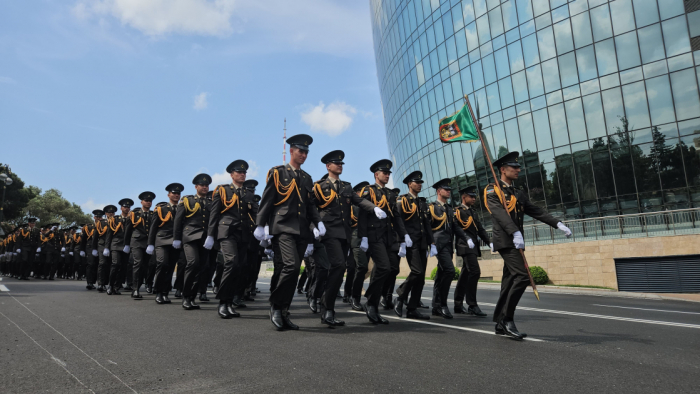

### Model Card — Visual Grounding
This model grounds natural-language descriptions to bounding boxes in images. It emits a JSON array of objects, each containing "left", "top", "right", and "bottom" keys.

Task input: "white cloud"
[
  {"left": 81, "top": 198, "right": 109, "bottom": 213},
  {"left": 0, "top": 76, "right": 17, "bottom": 84},
  {"left": 72, "top": 0, "right": 236, "bottom": 37},
  {"left": 193, "top": 92, "right": 208, "bottom": 110},
  {"left": 300, "top": 101, "right": 357, "bottom": 137}
]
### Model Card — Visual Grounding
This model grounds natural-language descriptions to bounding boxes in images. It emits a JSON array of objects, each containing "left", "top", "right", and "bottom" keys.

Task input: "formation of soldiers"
[{"left": 0, "top": 134, "right": 572, "bottom": 339}]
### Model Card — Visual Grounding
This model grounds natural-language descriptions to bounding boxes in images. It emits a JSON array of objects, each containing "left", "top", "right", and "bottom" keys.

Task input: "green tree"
[
  {"left": 24, "top": 189, "right": 92, "bottom": 228},
  {"left": 0, "top": 163, "right": 39, "bottom": 223}
]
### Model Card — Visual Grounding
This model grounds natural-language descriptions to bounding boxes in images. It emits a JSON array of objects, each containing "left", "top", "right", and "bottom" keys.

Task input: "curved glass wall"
[{"left": 370, "top": 0, "right": 700, "bottom": 228}]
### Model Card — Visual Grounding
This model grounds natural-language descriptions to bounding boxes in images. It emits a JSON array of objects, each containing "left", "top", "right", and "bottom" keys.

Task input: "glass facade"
[{"left": 370, "top": 0, "right": 700, "bottom": 228}]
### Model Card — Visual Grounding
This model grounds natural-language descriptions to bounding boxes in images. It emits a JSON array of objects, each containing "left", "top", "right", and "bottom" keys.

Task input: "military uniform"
[
  {"left": 380, "top": 187, "right": 403, "bottom": 310},
  {"left": 95, "top": 211, "right": 111, "bottom": 290},
  {"left": 243, "top": 184, "right": 263, "bottom": 301},
  {"left": 80, "top": 218, "right": 99, "bottom": 289},
  {"left": 150, "top": 183, "right": 184, "bottom": 304},
  {"left": 124, "top": 193, "right": 155, "bottom": 298},
  {"left": 71, "top": 230, "right": 84, "bottom": 280},
  {"left": 348, "top": 182, "right": 370, "bottom": 309},
  {"left": 18, "top": 219, "right": 41, "bottom": 280}
]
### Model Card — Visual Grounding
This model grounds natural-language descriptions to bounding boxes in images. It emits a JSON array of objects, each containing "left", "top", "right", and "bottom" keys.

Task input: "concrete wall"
[{"left": 402, "top": 234, "right": 700, "bottom": 289}]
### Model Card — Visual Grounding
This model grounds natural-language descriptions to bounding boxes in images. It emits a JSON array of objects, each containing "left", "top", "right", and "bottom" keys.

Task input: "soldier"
[
  {"left": 17, "top": 218, "right": 41, "bottom": 280},
  {"left": 149, "top": 183, "right": 183, "bottom": 304},
  {"left": 95, "top": 207, "right": 112, "bottom": 292},
  {"left": 105, "top": 200, "right": 132, "bottom": 294},
  {"left": 486, "top": 152, "right": 571, "bottom": 339},
  {"left": 393, "top": 171, "right": 435, "bottom": 319},
  {"left": 453, "top": 186, "right": 492, "bottom": 316},
  {"left": 37, "top": 225, "right": 50, "bottom": 279},
  {"left": 242, "top": 181, "right": 262, "bottom": 302},
  {"left": 100, "top": 204, "right": 120, "bottom": 294},
  {"left": 124, "top": 191, "right": 155, "bottom": 299},
  {"left": 357, "top": 159, "right": 411, "bottom": 324},
  {"left": 380, "top": 187, "right": 404, "bottom": 311},
  {"left": 81, "top": 214, "right": 100, "bottom": 289},
  {"left": 254, "top": 134, "right": 323, "bottom": 330},
  {"left": 310, "top": 150, "right": 384, "bottom": 326},
  {"left": 173, "top": 173, "right": 212, "bottom": 310},
  {"left": 429, "top": 178, "right": 471, "bottom": 320},
  {"left": 208, "top": 160, "right": 256, "bottom": 319},
  {"left": 71, "top": 226, "right": 84, "bottom": 280},
  {"left": 349, "top": 181, "right": 370, "bottom": 311}
]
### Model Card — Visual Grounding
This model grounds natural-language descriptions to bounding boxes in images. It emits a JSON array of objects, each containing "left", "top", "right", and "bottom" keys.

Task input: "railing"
[{"left": 480, "top": 208, "right": 700, "bottom": 248}]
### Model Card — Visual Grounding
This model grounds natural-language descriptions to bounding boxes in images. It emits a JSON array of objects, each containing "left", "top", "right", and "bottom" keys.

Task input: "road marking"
[
  {"left": 0, "top": 285, "right": 9, "bottom": 292},
  {"left": 0, "top": 311, "right": 95, "bottom": 393},
  {"left": 592, "top": 304, "right": 700, "bottom": 316},
  {"left": 346, "top": 310, "right": 543, "bottom": 342}
]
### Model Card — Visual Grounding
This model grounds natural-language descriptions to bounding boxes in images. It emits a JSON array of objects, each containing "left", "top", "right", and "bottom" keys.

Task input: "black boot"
[
  {"left": 155, "top": 293, "right": 165, "bottom": 304},
  {"left": 145, "top": 285, "right": 152, "bottom": 294},
  {"left": 189, "top": 296, "right": 200, "bottom": 309},
  {"left": 199, "top": 293, "right": 209, "bottom": 302},
  {"left": 182, "top": 297, "right": 195, "bottom": 310},
  {"left": 106, "top": 286, "right": 114, "bottom": 295},
  {"left": 500, "top": 319, "right": 524, "bottom": 340},
  {"left": 406, "top": 309, "right": 430, "bottom": 320},
  {"left": 218, "top": 303, "right": 233, "bottom": 319},
  {"left": 212, "top": 286, "right": 218, "bottom": 294},
  {"left": 174, "top": 289, "right": 182, "bottom": 299},
  {"left": 232, "top": 295, "right": 247, "bottom": 308},
  {"left": 365, "top": 304, "right": 380, "bottom": 324},
  {"left": 132, "top": 288, "right": 142, "bottom": 299},
  {"left": 308, "top": 297, "right": 319, "bottom": 313},
  {"left": 270, "top": 306, "right": 284, "bottom": 330},
  {"left": 162, "top": 293, "right": 171, "bottom": 304},
  {"left": 281, "top": 308, "right": 299, "bottom": 330},
  {"left": 112, "top": 287, "right": 121, "bottom": 295},
  {"left": 123, "top": 285, "right": 133, "bottom": 291},
  {"left": 226, "top": 303, "right": 240, "bottom": 317},
  {"left": 342, "top": 296, "right": 350, "bottom": 304},
  {"left": 393, "top": 297, "right": 404, "bottom": 317},
  {"left": 350, "top": 298, "right": 364, "bottom": 311},
  {"left": 419, "top": 300, "right": 428, "bottom": 309},
  {"left": 438, "top": 306, "right": 453, "bottom": 319},
  {"left": 454, "top": 304, "right": 469, "bottom": 314},
  {"left": 467, "top": 305, "right": 487, "bottom": 317}
]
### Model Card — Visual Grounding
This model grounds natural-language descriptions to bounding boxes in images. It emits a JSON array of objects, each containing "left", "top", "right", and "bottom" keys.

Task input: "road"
[{"left": 1, "top": 276, "right": 699, "bottom": 393}]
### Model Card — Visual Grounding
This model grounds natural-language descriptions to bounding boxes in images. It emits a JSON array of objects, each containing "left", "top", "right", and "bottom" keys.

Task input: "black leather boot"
[
  {"left": 132, "top": 288, "right": 142, "bottom": 299},
  {"left": 218, "top": 303, "right": 232, "bottom": 319},
  {"left": 350, "top": 298, "right": 364, "bottom": 311},
  {"left": 232, "top": 295, "right": 247, "bottom": 308},
  {"left": 226, "top": 303, "right": 240, "bottom": 317},
  {"left": 467, "top": 305, "right": 487, "bottom": 317},
  {"left": 270, "top": 306, "right": 284, "bottom": 330},
  {"left": 308, "top": 297, "right": 319, "bottom": 313},
  {"left": 393, "top": 297, "right": 404, "bottom": 317},
  {"left": 406, "top": 309, "right": 430, "bottom": 320},
  {"left": 199, "top": 293, "right": 209, "bottom": 302},
  {"left": 155, "top": 293, "right": 165, "bottom": 304},
  {"left": 500, "top": 319, "right": 524, "bottom": 340},
  {"left": 281, "top": 308, "right": 299, "bottom": 330},
  {"left": 182, "top": 297, "right": 195, "bottom": 310},
  {"left": 365, "top": 304, "right": 380, "bottom": 324},
  {"left": 162, "top": 293, "right": 171, "bottom": 304},
  {"left": 106, "top": 286, "right": 114, "bottom": 295},
  {"left": 454, "top": 303, "right": 469, "bottom": 314},
  {"left": 174, "top": 289, "right": 182, "bottom": 299}
]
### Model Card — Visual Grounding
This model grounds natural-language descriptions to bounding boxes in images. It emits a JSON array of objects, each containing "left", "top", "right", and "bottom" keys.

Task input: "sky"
[{"left": 0, "top": 0, "right": 394, "bottom": 213}]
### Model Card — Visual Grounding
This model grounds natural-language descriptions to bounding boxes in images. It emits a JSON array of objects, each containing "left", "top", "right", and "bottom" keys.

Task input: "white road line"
[
  {"left": 592, "top": 304, "right": 700, "bottom": 315},
  {"left": 346, "top": 310, "right": 543, "bottom": 342},
  {"left": 0, "top": 311, "right": 95, "bottom": 393},
  {"left": 0, "top": 285, "right": 9, "bottom": 292}
]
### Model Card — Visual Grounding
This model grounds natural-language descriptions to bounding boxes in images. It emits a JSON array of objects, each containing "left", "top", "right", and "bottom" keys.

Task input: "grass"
[{"left": 547, "top": 284, "right": 616, "bottom": 290}]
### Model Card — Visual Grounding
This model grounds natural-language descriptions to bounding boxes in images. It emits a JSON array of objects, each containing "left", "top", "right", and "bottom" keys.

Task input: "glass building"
[{"left": 370, "top": 0, "right": 700, "bottom": 228}]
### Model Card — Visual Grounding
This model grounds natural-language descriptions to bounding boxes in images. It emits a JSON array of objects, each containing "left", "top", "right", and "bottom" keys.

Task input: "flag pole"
[{"left": 463, "top": 96, "right": 540, "bottom": 301}]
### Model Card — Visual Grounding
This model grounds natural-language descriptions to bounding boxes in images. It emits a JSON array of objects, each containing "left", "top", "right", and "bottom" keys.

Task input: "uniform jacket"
[
  {"left": 357, "top": 184, "right": 407, "bottom": 244},
  {"left": 397, "top": 193, "right": 434, "bottom": 249},
  {"left": 106, "top": 214, "right": 129, "bottom": 250},
  {"left": 174, "top": 194, "right": 211, "bottom": 243},
  {"left": 95, "top": 218, "right": 110, "bottom": 248},
  {"left": 429, "top": 201, "right": 469, "bottom": 252},
  {"left": 485, "top": 180, "right": 559, "bottom": 251},
  {"left": 40, "top": 230, "right": 60, "bottom": 253},
  {"left": 454, "top": 204, "right": 491, "bottom": 257},
  {"left": 256, "top": 164, "right": 321, "bottom": 240},
  {"left": 208, "top": 184, "right": 256, "bottom": 242},
  {"left": 149, "top": 202, "right": 177, "bottom": 247},
  {"left": 19, "top": 227, "right": 41, "bottom": 248},
  {"left": 124, "top": 208, "right": 153, "bottom": 249},
  {"left": 71, "top": 232, "right": 83, "bottom": 253},
  {"left": 310, "top": 177, "right": 376, "bottom": 241},
  {"left": 80, "top": 223, "right": 97, "bottom": 252},
  {"left": 63, "top": 231, "right": 75, "bottom": 251}
]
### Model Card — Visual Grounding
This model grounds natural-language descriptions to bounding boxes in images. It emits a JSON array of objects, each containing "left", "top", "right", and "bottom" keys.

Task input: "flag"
[{"left": 438, "top": 102, "right": 479, "bottom": 143}]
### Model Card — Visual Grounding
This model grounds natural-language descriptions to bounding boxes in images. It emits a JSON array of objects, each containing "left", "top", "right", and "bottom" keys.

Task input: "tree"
[
  {"left": 24, "top": 189, "right": 92, "bottom": 228},
  {"left": 0, "top": 163, "right": 39, "bottom": 222}
]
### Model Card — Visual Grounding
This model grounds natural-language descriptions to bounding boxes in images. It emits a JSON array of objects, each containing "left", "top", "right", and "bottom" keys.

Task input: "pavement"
[{"left": 1, "top": 276, "right": 699, "bottom": 393}]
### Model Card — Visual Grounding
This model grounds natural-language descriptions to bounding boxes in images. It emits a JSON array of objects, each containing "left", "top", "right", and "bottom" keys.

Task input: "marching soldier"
[
  {"left": 429, "top": 178, "right": 471, "bottom": 320},
  {"left": 71, "top": 226, "right": 84, "bottom": 280},
  {"left": 486, "top": 152, "right": 571, "bottom": 339},
  {"left": 309, "top": 150, "right": 383, "bottom": 326},
  {"left": 124, "top": 192, "right": 155, "bottom": 299},
  {"left": 149, "top": 183, "right": 183, "bottom": 304},
  {"left": 254, "top": 134, "right": 323, "bottom": 330},
  {"left": 101, "top": 204, "right": 121, "bottom": 294},
  {"left": 81, "top": 215, "right": 100, "bottom": 289},
  {"left": 96, "top": 208, "right": 112, "bottom": 292},
  {"left": 349, "top": 181, "right": 370, "bottom": 311},
  {"left": 453, "top": 186, "right": 491, "bottom": 316},
  {"left": 393, "top": 171, "right": 435, "bottom": 319},
  {"left": 357, "top": 159, "right": 410, "bottom": 324},
  {"left": 208, "top": 161, "right": 256, "bottom": 319},
  {"left": 379, "top": 187, "right": 403, "bottom": 311},
  {"left": 18, "top": 218, "right": 41, "bottom": 280},
  {"left": 242, "top": 180, "right": 262, "bottom": 302},
  {"left": 173, "top": 173, "right": 212, "bottom": 310},
  {"left": 37, "top": 225, "right": 51, "bottom": 279},
  {"left": 106, "top": 200, "right": 133, "bottom": 294}
]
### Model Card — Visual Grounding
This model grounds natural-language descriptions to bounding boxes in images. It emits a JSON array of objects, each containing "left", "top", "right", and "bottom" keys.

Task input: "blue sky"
[{"left": 1, "top": 0, "right": 394, "bottom": 212}]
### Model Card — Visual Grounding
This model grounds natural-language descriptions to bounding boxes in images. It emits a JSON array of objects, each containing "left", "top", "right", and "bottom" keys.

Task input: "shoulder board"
[
  {"left": 132, "top": 207, "right": 142, "bottom": 213},
  {"left": 341, "top": 180, "right": 351, "bottom": 185},
  {"left": 155, "top": 202, "right": 169, "bottom": 207},
  {"left": 183, "top": 195, "right": 196, "bottom": 200},
  {"left": 300, "top": 169, "right": 311, "bottom": 177}
]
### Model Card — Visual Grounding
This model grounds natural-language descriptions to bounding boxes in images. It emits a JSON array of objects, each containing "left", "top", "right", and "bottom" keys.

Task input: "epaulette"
[
  {"left": 155, "top": 201, "right": 169, "bottom": 207},
  {"left": 300, "top": 169, "right": 311, "bottom": 178},
  {"left": 180, "top": 195, "right": 196, "bottom": 203},
  {"left": 132, "top": 207, "right": 142, "bottom": 213}
]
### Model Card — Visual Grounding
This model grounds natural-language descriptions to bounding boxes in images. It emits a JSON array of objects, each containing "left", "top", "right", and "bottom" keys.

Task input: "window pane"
[
  {"left": 521, "top": 33, "right": 540, "bottom": 67},
  {"left": 573, "top": 148, "right": 597, "bottom": 201},
  {"left": 477, "top": 14, "right": 491, "bottom": 45},
  {"left": 537, "top": 27, "right": 557, "bottom": 61},
  {"left": 602, "top": 87, "right": 625, "bottom": 135},
  {"left": 518, "top": 113, "right": 538, "bottom": 151},
  {"left": 688, "top": 10, "right": 700, "bottom": 38},
  {"left": 555, "top": 152, "right": 579, "bottom": 203},
  {"left": 512, "top": 70, "right": 530, "bottom": 103},
  {"left": 486, "top": 83, "right": 502, "bottom": 112},
  {"left": 595, "top": 38, "right": 618, "bottom": 76},
  {"left": 499, "top": 77, "right": 516, "bottom": 108},
  {"left": 609, "top": 0, "right": 636, "bottom": 35},
  {"left": 505, "top": 117, "right": 522, "bottom": 152},
  {"left": 661, "top": 16, "right": 691, "bottom": 58},
  {"left": 526, "top": 64, "right": 545, "bottom": 98},
  {"left": 494, "top": 47, "right": 511, "bottom": 79},
  {"left": 482, "top": 54, "right": 497, "bottom": 85},
  {"left": 516, "top": 0, "right": 534, "bottom": 22},
  {"left": 632, "top": 0, "right": 659, "bottom": 28},
  {"left": 615, "top": 31, "right": 641, "bottom": 71},
  {"left": 532, "top": 0, "right": 550, "bottom": 17},
  {"left": 451, "top": 73, "right": 463, "bottom": 102},
  {"left": 566, "top": 98, "right": 588, "bottom": 143},
  {"left": 658, "top": 0, "right": 685, "bottom": 21},
  {"left": 553, "top": 19, "right": 574, "bottom": 54},
  {"left": 489, "top": 7, "right": 504, "bottom": 38},
  {"left": 502, "top": 1, "right": 519, "bottom": 31},
  {"left": 548, "top": 104, "right": 569, "bottom": 146},
  {"left": 576, "top": 46, "right": 598, "bottom": 82},
  {"left": 622, "top": 81, "right": 651, "bottom": 130},
  {"left": 645, "top": 75, "right": 676, "bottom": 125},
  {"left": 507, "top": 40, "right": 525, "bottom": 72},
  {"left": 680, "top": 134, "right": 700, "bottom": 186},
  {"left": 590, "top": 4, "right": 613, "bottom": 42},
  {"left": 465, "top": 22, "right": 479, "bottom": 51},
  {"left": 446, "top": 36, "right": 458, "bottom": 64},
  {"left": 637, "top": 24, "right": 666, "bottom": 64},
  {"left": 558, "top": 52, "right": 579, "bottom": 87},
  {"left": 631, "top": 142, "right": 661, "bottom": 191},
  {"left": 590, "top": 138, "right": 616, "bottom": 198},
  {"left": 541, "top": 58, "right": 562, "bottom": 93},
  {"left": 583, "top": 93, "right": 607, "bottom": 139},
  {"left": 456, "top": 29, "right": 469, "bottom": 58},
  {"left": 532, "top": 108, "right": 553, "bottom": 149},
  {"left": 460, "top": 66, "right": 474, "bottom": 95},
  {"left": 571, "top": 11, "right": 593, "bottom": 49},
  {"left": 472, "top": 60, "right": 485, "bottom": 90},
  {"left": 670, "top": 69, "right": 700, "bottom": 121},
  {"left": 491, "top": 122, "right": 508, "bottom": 157}
]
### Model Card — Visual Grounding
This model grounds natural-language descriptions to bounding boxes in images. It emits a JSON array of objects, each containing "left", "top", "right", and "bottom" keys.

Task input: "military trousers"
[
  {"left": 396, "top": 245, "right": 428, "bottom": 311},
  {"left": 454, "top": 253, "right": 481, "bottom": 307},
  {"left": 350, "top": 246, "right": 369, "bottom": 300},
  {"left": 217, "top": 238, "right": 248, "bottom": 302},
  {"left": 343, "top": 246, "right": 355, "bottom": 297},
  {"left": 85, "top": 250, "right": 97, "bottom": 285},
  {"left": 269, "top": 240, "right": 283, "bottom": 293},
  {"left": 20, "top": 247, "right": 37, "bottom": 279},
  {"left": 432, "top": 245, "right": 455, "bottom": 308},
  {"left": 74, "top": 251, "right": 85, "bottom": 279},
  {"left": 269, "top": 233, "right": 307, "bottom": 309},
  {"left": 318, "top": 237, "right": 349, "bottom": 312},
  {"left": 364, "top": 239, "right": 392, "bottom": 308},
  {"left": 109, "top": 250, "right": 128, "bottom": 288},
  {"left": 131, "top": 246, "right": 150, "bottom": 289},
  {"left": 493, "top": 248, "right": 530, "bottom": 323},
  {"left": 381, "top": 245, "right": 401, "bottom": 299},
  {"left": 182, "top": 240, "right": 208, "bottom": 298},
  {"left": 153, "top": 245, "right": 180, "bottom": 294},
  {"left": 97, "top": 245, "right": 110, "bottom": 286},
  {"left": 297, "top": 260, "right": 309, "bottom": 291},
  {"left": 309, "top": 239, "right": 329, "bottom": 300}
]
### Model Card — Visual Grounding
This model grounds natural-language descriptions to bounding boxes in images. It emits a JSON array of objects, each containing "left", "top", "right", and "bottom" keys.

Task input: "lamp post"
[{"left": 0, "top": 172, "right": 13, "bottom": 223}]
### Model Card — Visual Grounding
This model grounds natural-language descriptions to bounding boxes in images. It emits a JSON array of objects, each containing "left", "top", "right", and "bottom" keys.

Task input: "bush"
[
  {"left": 430, "top": 266, "right": 461, "bottom": 280},
  {"left": 299, "top": 266, "right": 305, "bottom": 275},
  {"left": 529, "top": 266, "right": 549, "bottom": 285}
]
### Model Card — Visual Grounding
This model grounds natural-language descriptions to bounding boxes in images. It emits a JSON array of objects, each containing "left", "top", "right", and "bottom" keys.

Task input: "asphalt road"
[{"left": 1, "top": 276, "right": 699, "bottom": 393}]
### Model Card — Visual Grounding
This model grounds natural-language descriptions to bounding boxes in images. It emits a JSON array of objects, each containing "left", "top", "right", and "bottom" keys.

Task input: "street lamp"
[{"left": 0, "top": 172, "right": 13, "bottom": 223}]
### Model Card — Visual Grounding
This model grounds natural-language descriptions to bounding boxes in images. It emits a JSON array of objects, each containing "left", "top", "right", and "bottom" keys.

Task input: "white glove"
[
  {"left": 172, "top": 240, "right": 182, "bottom": 249},
  {"left": 264, "top": 225, "right": 272, "bottom": 240},
  {"left": 51, "top": 226, "right": 57, "bottom": 231},
  {"left": 264, "top": 248, "right": 273, "bottom": 257},
  {"left": 123, "top": 245, "right": 130, "bottom": 253},
  {"left": 103, "top": 248, "right": 110, "bottom": 257},
  {"left": 373, "top": 207, "right": 387, "bottom": 219},
  {"left": 490, "top": 243, "right": 494, "bottom": 252},
  {"left": 404, "top": 234, "right": 413, "bottom": 248},
  {"left": 16, "top": 248, "right": 21, "bottom": 253},
  {"left": 317, "top": 222, "right": 326, "bottom": 237},
  {"left": 259, "top": 239, "right": 271, "bottom": 248},
  {"left": 92, "top": 249, "right": 98, "bottom": 257},
  {"left": 146, "top": 245, "right": 154, "bottom": 255},
  {"left": 398, "top": 243, "right": 406, "bottom": 257},
  {"left": 203, "top": 236, "right": 214, "bottom": 250},
  {"left": 69, "top": 252, "right": 73, "bottom": 256},
  {"left": 429, "top": 244, "right": 438, "bottom": 257},
  {"left": 557, "top": 222, "right": 572, "bottom": 238},
  {"left": 80, "top": 251, "right": 85, "bottom": 257},
  {"left": 304, "top": 243, "right": 314, "bottom": 257},
  {"left": 360, "top": 237, "right": 369, "bottom": 252},
  {"left": 61, "top": 247, "right": 65, "bottom": 252},
  {"left": 313, "top": 227, "right": 321, "bottom": 240},
  {"left": 513, "top": 231, "right": 525, "bottom": 249},
  {"left": 467, "top": 238, "right": 475, "bottom": 249},
  {"left": 254, "top": 225, "right": 266, "bottom": 241},
  {"left": 36, "top": 247, "right": 42, "bottom": 253}
]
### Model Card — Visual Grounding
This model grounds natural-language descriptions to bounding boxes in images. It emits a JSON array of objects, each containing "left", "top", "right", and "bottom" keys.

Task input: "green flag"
[{"left": 438, "top": 103, "right": 479, "bottom": 143}]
